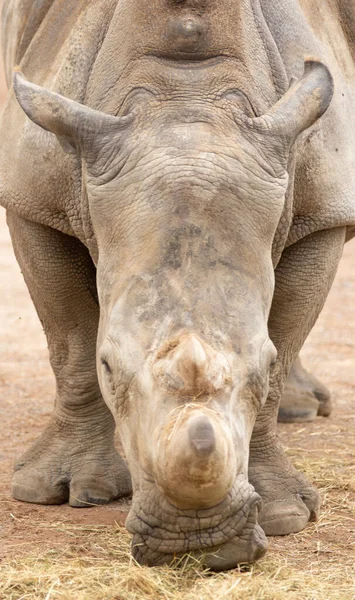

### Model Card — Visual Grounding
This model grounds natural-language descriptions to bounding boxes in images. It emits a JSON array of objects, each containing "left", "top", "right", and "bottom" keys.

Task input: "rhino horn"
[
  {"left": 153, "top": 333, "right": 231, "bottom": 396},
  {"left": 13, "top": 71, "right": 132, "bottom": 155},
  {"left": 155, "top": 406, "right": 237, "bottom": 509},
  {"left": 246, "top": 60, "right": 334, "bottom": 146}
]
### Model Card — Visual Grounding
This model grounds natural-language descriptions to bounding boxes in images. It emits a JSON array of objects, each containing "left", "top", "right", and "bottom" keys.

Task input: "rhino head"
[{"left": 13, "top": 58, "right": 333, "bottom": 569}]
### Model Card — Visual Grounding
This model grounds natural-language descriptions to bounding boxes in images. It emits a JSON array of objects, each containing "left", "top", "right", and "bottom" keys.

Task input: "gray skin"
[{"left": 1, "top": 0, "right": 354, "bottom": 570}]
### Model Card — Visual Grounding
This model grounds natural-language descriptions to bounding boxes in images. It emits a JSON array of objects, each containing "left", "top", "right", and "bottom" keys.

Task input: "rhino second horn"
[{"left": 154, "top": 333, "right": 231, "bottom": 396}]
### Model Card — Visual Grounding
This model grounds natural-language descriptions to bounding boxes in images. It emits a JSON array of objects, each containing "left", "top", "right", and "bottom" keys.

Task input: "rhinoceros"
[{"left": 1, "top": 0, "right": 354, "bottom": 570}]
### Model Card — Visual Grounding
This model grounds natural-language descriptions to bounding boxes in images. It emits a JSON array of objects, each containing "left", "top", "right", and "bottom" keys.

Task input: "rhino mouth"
[{"left": 125, "top": 475, "right": 267, "bottom": 569}]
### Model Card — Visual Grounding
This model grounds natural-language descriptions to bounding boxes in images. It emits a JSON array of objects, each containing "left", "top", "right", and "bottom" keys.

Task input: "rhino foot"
[
  {"left": 249, "top": 444, "right": 320, "bottom": 536},
  {"left": 278, "top": 357, "right": 332, "bottom": 423},
  {"left": 12, "top": 419, "right": 132, "bottom": 507}
]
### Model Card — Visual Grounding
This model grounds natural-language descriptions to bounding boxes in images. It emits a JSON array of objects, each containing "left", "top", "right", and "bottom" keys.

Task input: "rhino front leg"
[
  {"left": 7, "top": 211, "right": 131, "bottom": 507},
  {"left": 249, "top": 227, "right": 346, "bottom": 535},
  {"left": 278, "top": 356, "right": 332, "bottom": 422}
]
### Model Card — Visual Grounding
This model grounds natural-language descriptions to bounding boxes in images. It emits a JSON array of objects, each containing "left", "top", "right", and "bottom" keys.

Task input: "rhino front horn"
[
  {"left": 153, "top": 333, "right": 231, "bottom": 396},
  {"left": 155, "top": 407, "right": 237, "bottom": 510}
]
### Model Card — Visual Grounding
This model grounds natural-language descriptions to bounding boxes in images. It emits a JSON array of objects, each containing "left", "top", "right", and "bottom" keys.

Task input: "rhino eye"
[{"left": 101, "top": 359, "right": 112, "bottom": 376}]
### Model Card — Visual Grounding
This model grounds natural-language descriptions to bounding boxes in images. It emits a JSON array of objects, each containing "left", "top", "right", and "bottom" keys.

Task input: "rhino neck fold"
[{"left": 85, "top": 0, "right": 288, "bottom": 115}]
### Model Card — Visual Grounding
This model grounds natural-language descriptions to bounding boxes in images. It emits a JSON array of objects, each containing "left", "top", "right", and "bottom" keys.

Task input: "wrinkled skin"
[{"left": 1, "top": 0, "right": 355, "bottom": 569}]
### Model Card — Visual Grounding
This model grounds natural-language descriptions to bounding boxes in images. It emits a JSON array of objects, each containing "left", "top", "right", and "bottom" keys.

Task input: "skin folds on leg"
[{"left": 7, "top": 211, "right": 131, "bottom": 507}]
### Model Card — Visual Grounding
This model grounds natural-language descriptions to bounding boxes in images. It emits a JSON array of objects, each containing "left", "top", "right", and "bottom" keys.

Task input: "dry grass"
[
  {"left": 1, "top": 528, "right": 354, "bottom": 600},
  {"left": 1, "top": 449, "right": 354, "bottom": 600}
]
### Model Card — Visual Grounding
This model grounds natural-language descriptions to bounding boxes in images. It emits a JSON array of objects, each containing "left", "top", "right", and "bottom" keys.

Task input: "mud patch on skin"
[
  {"left": 156, "top": 336, "right": 181, "bottom": 360},
  {"left": 162, "top": 224, "right": 202, "bottom": 270}
]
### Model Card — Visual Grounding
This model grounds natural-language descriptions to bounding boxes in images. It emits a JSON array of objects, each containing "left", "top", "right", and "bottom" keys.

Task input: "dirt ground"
[{"left": 0, "top": 42, "right": 354, "bottom": 600}]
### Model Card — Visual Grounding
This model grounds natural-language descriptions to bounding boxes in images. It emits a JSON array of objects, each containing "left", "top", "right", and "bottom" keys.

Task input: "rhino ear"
[
  {"left": 247, "top": 60, "right": 334, "bottom": 146},
  {"left": 13, "top": 71, "right": 131, "bottom": 156}
]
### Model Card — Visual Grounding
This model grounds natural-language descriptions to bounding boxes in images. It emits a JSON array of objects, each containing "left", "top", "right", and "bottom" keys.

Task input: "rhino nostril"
[{"left": 188, "top": 415, "right": 216, "bottom": 457}]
